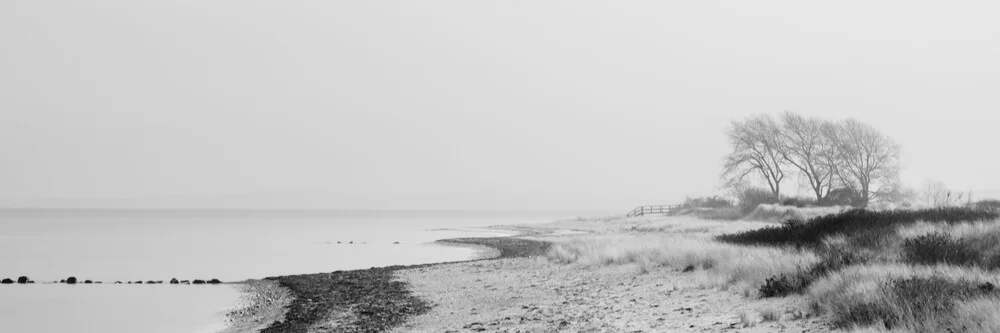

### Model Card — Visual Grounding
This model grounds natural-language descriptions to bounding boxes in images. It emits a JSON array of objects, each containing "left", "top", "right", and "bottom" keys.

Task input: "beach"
[{"left": 238, "top": 215, "right": 836, "bottom": 333}]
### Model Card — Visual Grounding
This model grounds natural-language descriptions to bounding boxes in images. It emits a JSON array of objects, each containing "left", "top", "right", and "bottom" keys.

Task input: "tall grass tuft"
[{"left": 808, "top": 264, "right": 1000, "bottom": 332}]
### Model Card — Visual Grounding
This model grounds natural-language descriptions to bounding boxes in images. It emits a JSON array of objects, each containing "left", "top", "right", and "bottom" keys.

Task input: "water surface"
[{"left": 0, "top": 209, "right": 573, "bottom": 333}]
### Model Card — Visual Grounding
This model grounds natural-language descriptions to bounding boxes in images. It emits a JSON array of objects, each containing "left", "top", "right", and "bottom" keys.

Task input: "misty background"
[{"left": 2, "top": 1, "right": 999, "bottom": 211}]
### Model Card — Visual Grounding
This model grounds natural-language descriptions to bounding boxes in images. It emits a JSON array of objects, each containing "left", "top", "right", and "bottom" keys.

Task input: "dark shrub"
[
  {"left": 66, "top": 277, "right": 77, "bottom": 284},
  {"left": 759, "top": 250, "right": 865, "bottom": 298},
  {"left": 820, "top": 188, "right": 864, "bottom": 207},
  {"left": 208, "top": 279, "right": 222, "bottom": 284},
  {"left": 193, "top": 279, "right": 206, "bottom": 284},
  {"left": 170, "top": 278, "right": 179, "bottom": 284},
  {"left": 16, "top": 276, "right": 28, "bottom": 284},
  {"left": 0, "top": 278, "right": 12, "bottom": 284},
  {"left": 682, "top": 265, "right": 695, "bottom": 273},
  {"left": 717, "top": 208, "right": 999, "bottom": 247},
  {"left": 84, "top": 280, "right": 93, "bottom": 284},
  {"left": 903, "top": 233, "right": 980, "bottom": 266},
  {"left": 760, "top": 274, "right": 808, "bottom": 297},
  {"left": 782, "top": 196, "right": 817, "bottom": 208}
]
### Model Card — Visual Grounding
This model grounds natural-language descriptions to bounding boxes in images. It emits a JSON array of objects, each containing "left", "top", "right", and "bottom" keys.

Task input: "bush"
[
  {"left": 782, "top": 196, "right": 817, "bottom": 208},
  {"left": 737, "top": 187, "right": 779, "bottom": 214},
  {"left": 903, "top": 233, "right": 980, "bottom": 266},
  {"left": 682, "top": 196, "right": 733, "bottom": 209},
  {"left": 760, "top": 274, "right": 809, "bottom": 297},
  {"left": 717, "top": 207, "right": 999, "bottom": 247},
  {"left": 973, "top": 199, "right": 1000, "bottom": 212},
  {"left": 759, "top": 249, "right": 865, "bottom": 298},
  {"left": 819, "top": 188, "right": 865, "bottom": 207}
]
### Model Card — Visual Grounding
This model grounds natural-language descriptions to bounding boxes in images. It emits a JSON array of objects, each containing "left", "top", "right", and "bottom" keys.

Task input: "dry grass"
[
  {"left": 546, "top": 234, "right": 818, "bottom": 292},
  {"left": 759, "top": 307, "right": 780, "bottom": 322},
  {"left": 736, "top": 310, "right": 756, "bottom": 328},
  {"left": 808, "top": 263, "right": 1000, "bottom": 332}
]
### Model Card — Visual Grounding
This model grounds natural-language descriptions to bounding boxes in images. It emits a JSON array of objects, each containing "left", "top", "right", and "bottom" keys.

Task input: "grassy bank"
[
  {"left": 542, "top": 207, "right": 1000, "bottom": 332},
  {"left": 713, "top": 207, "right": 1000, "bottom": 332}
]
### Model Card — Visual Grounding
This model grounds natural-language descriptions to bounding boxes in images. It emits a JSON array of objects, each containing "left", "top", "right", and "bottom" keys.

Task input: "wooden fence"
[{"left": 625, "top": 205, "right": 680, "bottom": 217}]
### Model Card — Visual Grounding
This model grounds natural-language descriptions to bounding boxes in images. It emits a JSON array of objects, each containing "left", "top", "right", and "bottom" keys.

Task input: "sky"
[{"left": 2, "top": 1, "right": 999, "bottom": 211}]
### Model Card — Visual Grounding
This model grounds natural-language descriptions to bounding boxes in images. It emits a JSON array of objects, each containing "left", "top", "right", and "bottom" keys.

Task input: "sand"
[{"left": 391, "top": 217, "right": 835, "bottom": 333}]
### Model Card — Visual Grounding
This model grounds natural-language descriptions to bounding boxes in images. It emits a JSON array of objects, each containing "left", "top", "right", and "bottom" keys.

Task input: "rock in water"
[
  {"left": 66, "top": 277, "right": 78, "bottom": 284},
  {"left": 17, "top": 276, "right": 29, "bottom": 284}
]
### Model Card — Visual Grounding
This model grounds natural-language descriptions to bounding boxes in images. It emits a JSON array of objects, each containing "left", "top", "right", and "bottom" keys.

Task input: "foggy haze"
[{"left": 3, "top": 1, "right": 999, "bottom": 211}]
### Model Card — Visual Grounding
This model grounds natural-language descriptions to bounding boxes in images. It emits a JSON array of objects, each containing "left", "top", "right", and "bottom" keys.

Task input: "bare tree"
[
  {"left": 777, "top": 111, "right": 837, "bottom": 201},
  {"left": 822, "top": 118, "right": 901, "bottom": 206},
  {"left": 722, "top": 114, "right": 786, "bottom": 200},
  {"left": 922, "top": 180, "right": 968, "bottom": 207}
]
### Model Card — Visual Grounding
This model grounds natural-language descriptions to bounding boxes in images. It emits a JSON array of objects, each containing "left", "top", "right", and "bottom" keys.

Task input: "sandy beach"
[{"left": 239, "top": 215, "right": 838, "bottom": 333}]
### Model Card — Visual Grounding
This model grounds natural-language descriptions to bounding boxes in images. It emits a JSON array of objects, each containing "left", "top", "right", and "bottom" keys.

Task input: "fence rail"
[{"left": 626, "top": 205, "right": 680, "bottom": 217}]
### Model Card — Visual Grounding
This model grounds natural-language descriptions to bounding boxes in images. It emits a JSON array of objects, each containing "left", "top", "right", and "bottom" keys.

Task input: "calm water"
[{"left": 0, "top": 209, "right": 574, "bottom": 333}]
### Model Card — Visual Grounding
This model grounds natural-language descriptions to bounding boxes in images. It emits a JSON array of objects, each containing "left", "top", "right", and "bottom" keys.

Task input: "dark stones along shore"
[
  {"left": 1, "top": 277, "right": 222, "bottom": 285},
  {"left": 261, "top": 236, "right": 551, "bottom": 333}
]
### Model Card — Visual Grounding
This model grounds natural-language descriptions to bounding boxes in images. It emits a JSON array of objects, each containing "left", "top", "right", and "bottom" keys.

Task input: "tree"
[
  {"left": 722, "top": 114, "right": 786, "bottom": 200},
  {"left": 777, "top": 111, "right": 837, "bottom": 201},
  {"left": 922, "top": 180, "right": 968, "bottom": 207},
  {"left": 822, "top": 118, "right": 901, "bottom": 207}
]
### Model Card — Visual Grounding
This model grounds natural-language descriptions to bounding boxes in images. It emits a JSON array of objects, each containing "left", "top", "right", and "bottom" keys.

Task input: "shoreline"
[{"left": 247, "top": 230, "right": 552, "bottom": 333}]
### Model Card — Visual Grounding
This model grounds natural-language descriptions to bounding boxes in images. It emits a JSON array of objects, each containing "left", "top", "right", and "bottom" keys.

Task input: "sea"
[{"left": 0, "top": 209, "right": 582, "bottom": 333}]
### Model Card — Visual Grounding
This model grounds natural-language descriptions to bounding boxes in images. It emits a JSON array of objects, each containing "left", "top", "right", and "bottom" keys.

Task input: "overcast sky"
[{"left": 2, "top": 1, "right": 999, "bottom": 211}]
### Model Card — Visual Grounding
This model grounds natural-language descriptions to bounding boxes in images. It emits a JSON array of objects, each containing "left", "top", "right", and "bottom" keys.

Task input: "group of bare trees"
[{"left": 722, "top": 112, "right": 901, "bottom": 207}]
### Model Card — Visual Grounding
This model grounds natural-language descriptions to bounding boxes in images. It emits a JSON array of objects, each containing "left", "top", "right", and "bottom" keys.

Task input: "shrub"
[
  {"left": 717, "top": 208, "right": 999, "bottom": 247},
  {"left": 820, "top": 188, "right": 864, "bottom": 207},
  {"left": 808, "top": 264, "right": 1000, "bottom": 332},
  {"left": 759, "top": 249, "right": 865, "bottom": 298},
  {"left": 973, "top": 199, "right": 1000, "bottom": 212},
  {"left": 782, "top": 196, "right": 817, "bottom": 208},
  {"left": 903, "top": 233, "right": 980, "bottom": 266},
  {"left": 736, "top": 187, "right": 779, "bottom": 214},
  {"left": 760, "top": 274, "right": 808, "bottom": 297},
  {"left": 682, "top": 196, "right": 734, "bottom": 209}
]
